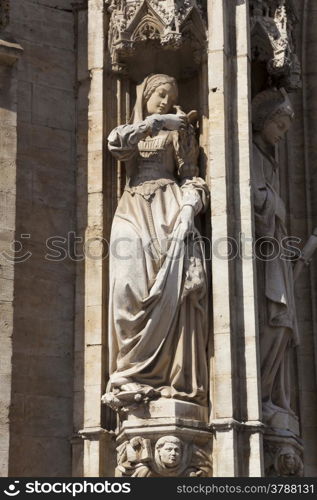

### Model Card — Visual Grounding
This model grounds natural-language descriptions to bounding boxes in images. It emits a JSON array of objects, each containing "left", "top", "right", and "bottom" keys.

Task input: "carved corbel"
[{"left": 115, "top": 435, "right": 212, "bottom": 477}]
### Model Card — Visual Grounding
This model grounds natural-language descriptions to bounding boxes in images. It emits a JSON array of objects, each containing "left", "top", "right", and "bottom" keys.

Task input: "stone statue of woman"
[
  {"left": 251, "top": 88, "right": 299, "bottom": 427},
  {"left": 105, "top": 74, "right": 209, "bottom": 409}
]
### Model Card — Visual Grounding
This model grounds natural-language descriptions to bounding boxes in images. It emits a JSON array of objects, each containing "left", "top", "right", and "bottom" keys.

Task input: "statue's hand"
[{"left": 151, "top": 113, "right": 187, "bottom": 131}]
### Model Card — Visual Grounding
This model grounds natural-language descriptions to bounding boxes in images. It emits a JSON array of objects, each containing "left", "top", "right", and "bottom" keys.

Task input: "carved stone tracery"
[
  {"left": 105, "top": 0, "right": 206, "bottom": 73},
  {"left": 250, "top": 0, "right": 301, "bottom": 90},
  {"left": 0, "top": 0, "right": 9, "bottom": 32}
]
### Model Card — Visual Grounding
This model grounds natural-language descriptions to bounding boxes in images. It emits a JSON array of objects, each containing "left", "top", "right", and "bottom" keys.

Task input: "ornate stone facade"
[{"left": 2, "top": 0, "right": 317, "bottom": 479}]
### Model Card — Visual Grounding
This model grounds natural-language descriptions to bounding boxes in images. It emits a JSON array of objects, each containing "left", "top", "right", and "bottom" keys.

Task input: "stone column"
[
  {"left": 79, "top": 0, "right": 108, "bottom": 477},
  {"left": 208, "top": 0, "right": 263, "bottom": 476},
  {"left": 0, "top": 36, "right": 23, "bottom": 476},
  {"left": 207, "top": 0, "right": 237, "bottom": 477},
  {"left": 235, "top": 1, "right": 263, "bottom": 477}
]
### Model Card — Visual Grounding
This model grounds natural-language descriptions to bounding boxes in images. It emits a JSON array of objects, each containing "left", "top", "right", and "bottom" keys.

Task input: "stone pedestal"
[{"left": 113, "top": 399, "right": 212, "bottom": 477}]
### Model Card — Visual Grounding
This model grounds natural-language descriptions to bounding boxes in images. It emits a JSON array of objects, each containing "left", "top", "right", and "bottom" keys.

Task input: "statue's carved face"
[
  {"left": 146, "top": 83, "right": 177, "bottom": 115},
  {"left": 261, "top": 114, "right": 292, "bottom": 146},
  {"left": 159, "top": 441, "right": 181, "bottom": 467}
]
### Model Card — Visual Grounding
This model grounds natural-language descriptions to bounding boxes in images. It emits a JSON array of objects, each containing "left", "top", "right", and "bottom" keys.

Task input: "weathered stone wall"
[{"left": 5, "top": 0, "right": 77, "bottom": 476}]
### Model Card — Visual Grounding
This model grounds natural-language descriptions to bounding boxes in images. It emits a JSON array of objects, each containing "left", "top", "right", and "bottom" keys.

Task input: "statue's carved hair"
[
  {"left": 252, "top": 88, "right": 294, "bottom": 131},
  {"left": 155, "top": 435, "right": 182, "bottom": 451},
  {"left": 143, "top": 74, "right": 178, "bottom": 103},
  {"left": 130, "top": 73, "right": 178, "bottom": 123}
]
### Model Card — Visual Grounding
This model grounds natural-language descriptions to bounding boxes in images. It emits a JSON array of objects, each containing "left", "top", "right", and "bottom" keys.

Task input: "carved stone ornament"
[
  {"left": 105, "top": 0, "right": 206, "bottom": 73},
  {"left": 0, "top": 0, "right": 9, "bottom": 31},
  {"left": 250, "top": 0, "right": 301, "bottom": 91},
  {"left": 264, "top": 439, "right": 304, "bottom": 477},
  {"left": 115, "top": 435, "right": 212, "bottom": 477},
  {"left": 102, "top": 386, "right": 161, "bottom": 414}
]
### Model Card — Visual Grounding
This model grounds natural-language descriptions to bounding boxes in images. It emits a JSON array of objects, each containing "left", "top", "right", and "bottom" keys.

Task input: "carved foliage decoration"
[
  {"left": 115, "top": 435, "right": 212, "bottom": 477},
  {"left": 250, "top": 0, "right": 301, "bottom": 90},
  {"left": 105, "top": 0, "right": 206, "bottom": 73},
  {"left": 0, "top": 0, "right": 9, "bottom": 31}
]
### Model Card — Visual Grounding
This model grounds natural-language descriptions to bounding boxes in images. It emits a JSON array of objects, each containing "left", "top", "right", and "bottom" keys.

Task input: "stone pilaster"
[
  {"left": 207, "top": 0, "right": 237, "bottom": 477},
  {"left": 0, "top": 36, "right": 23, "bottom": 476},
  {"left": 80, "top": 0, "right": 108, "bottom": 477}
]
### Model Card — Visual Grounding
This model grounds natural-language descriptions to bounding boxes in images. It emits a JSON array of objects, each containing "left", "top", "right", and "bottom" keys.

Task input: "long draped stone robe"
[
  {"left": 252, "top": 136, "right": 299, "bottom": 421},
  {"left": 107, "top": 119, "right": 209, "bottom": 406}
]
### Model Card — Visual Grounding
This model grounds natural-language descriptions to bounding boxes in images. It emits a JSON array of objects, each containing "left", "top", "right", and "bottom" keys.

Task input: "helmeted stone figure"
[
  {"left": 106, "top": 74, "right": 209, "bottom": 408},
  {"left": 251, "top": 88, "right": 298, "bottom": 426}
]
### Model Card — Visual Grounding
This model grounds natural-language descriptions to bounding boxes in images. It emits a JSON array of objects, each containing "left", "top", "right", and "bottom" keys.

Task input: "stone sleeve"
[
  {"left": 107, "top": 117, "right": 164, "bottom": 161},
  {"left": 172, "top": 127, "right": 209, "bottom": 215},
  {"left": 180, "top": 177, "right": 209, "bottom": 215}
]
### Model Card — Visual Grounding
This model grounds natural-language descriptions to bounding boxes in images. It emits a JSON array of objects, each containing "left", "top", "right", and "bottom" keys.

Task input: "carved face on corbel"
[
  {"left": 154, "top": 436, "right": 188, "bottom": 475},
  {"left": 157, "top": 439, "right": 182, "bottom": 468}
]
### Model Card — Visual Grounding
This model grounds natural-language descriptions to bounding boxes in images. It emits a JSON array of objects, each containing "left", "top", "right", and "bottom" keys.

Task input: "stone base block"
[{"left": 123, "top": 398, "right": 208, "bottom": 425}]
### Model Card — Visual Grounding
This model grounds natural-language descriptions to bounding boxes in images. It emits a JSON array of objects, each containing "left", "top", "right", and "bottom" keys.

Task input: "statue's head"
[
  {"left": 155, "top": 436, "right": 182, "bottom": 468},
  {"left": 252, "top": 88, "right": 294, "bottom": 146},
  {"left": 142, "top": 74, "right": 178, "bottom": 115},
  {"left": 130, "top": 74, "right": 178, "bottom": 124}
]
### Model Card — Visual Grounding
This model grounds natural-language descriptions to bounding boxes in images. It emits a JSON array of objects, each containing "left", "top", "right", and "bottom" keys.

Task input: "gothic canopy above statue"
[
  {"left": 106, "top": 0, "right": 207, "bottom": 74},
  {"left": 250, "top": 0, "right": 301, "bottom": 91}
]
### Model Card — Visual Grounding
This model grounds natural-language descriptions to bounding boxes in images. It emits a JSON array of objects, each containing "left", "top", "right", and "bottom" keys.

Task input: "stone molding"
[
  {"left": 0, "top": 38, "right": 23, "bottom": 66},
  {"left": 78, "top": 426, "right": 111, "bottom": 441},
  {"left": 210, "top": 418, "right": 265, "bottom": 434}
]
